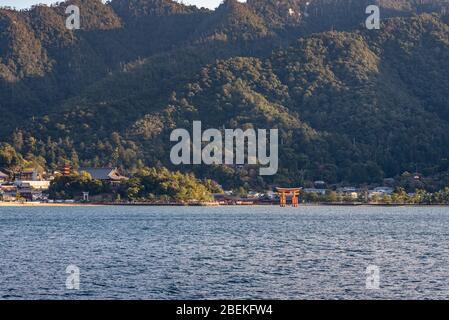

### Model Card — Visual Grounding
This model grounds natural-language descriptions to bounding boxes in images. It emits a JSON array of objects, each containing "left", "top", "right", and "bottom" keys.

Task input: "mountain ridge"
[{"left": 1, "top": 0, "right": 449, "bottom": 189}]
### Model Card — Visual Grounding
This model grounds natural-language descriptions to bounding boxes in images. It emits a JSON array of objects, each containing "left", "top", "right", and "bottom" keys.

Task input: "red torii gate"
[{"left": 276, "top": 187, "right": 301, "bottom": 207}]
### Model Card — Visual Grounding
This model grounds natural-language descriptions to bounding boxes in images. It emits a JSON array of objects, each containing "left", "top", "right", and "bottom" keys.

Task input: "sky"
[{"left": 0, "top": 0, "right": 225, "bottom": 10}]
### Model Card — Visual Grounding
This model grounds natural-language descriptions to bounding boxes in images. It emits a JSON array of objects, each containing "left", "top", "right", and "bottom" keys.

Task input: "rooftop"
[{"left": 79, "top": 167, "right": 127, "bottom": 181}]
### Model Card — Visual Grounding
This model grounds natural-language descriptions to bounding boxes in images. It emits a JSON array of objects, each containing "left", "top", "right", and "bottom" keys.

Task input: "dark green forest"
[{"left": 1, "top": 0, "right": 449, "bottom": 190}]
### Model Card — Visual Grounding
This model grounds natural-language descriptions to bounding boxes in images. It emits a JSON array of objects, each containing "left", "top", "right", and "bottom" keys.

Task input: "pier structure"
[{"left": 276, "top": 187, "right": 301, "bottom": 207}]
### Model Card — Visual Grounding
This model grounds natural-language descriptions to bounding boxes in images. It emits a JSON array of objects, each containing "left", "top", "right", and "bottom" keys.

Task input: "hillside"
[{"left": 1, "top": 0, "right": 449, "bottom": 189}]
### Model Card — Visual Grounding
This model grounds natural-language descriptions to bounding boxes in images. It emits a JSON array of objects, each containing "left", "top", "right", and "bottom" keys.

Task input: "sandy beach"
[{"left": 0, "top": 202, "right": 102, "bottom": 207}]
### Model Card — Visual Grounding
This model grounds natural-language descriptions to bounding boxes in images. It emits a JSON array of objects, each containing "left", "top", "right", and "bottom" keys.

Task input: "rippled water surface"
[{"left": 1, "top": 205, "right": 449, "bottom": 299}]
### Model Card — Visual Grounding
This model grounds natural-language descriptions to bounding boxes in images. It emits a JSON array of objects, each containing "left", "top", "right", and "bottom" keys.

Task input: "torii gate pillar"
[{"left": 276, "top": 188, "right": 301, "bottom": 207}]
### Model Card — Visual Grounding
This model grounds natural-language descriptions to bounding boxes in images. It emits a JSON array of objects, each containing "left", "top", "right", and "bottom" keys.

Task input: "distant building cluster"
[
  {"left": 214, "top": 179, "right": 405, "bottom": 205},
  {"left": 0, "top": 168, "right": 49, "bottom": 202},
  {"left": 0, "top": 166, "right": 127, "bottom": 202}
]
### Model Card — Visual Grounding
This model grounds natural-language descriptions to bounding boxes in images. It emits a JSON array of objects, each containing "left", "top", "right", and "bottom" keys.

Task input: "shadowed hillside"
[{"left": 1, "top": 0, "right": 449, "bottom": 189}]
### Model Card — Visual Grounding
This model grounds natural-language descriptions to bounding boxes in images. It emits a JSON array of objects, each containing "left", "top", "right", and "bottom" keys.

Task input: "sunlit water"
[{"left": 1, "top": 205, "right": 449, "bottom": 299}]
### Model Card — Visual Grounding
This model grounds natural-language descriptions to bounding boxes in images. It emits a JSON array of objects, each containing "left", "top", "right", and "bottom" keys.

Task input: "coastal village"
[
  {"left": 1, "top": 165, "right": 448, "bottom": 205},
  {"left": 0, "top": 165, "right": 126, "bottom": 203}
]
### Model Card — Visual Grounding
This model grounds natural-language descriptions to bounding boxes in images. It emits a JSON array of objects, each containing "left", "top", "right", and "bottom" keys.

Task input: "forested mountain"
[{"left": 1, "top": 0, "right": 449, "bottom": 189}]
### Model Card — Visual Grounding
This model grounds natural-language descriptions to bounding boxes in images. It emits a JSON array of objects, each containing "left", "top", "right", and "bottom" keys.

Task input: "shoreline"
[
  {"left": 0, "top": 202, "right": 102, "bottom": 207},
  {"left": 1, "top": 201, "right": 448, "bottom": 207}
]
